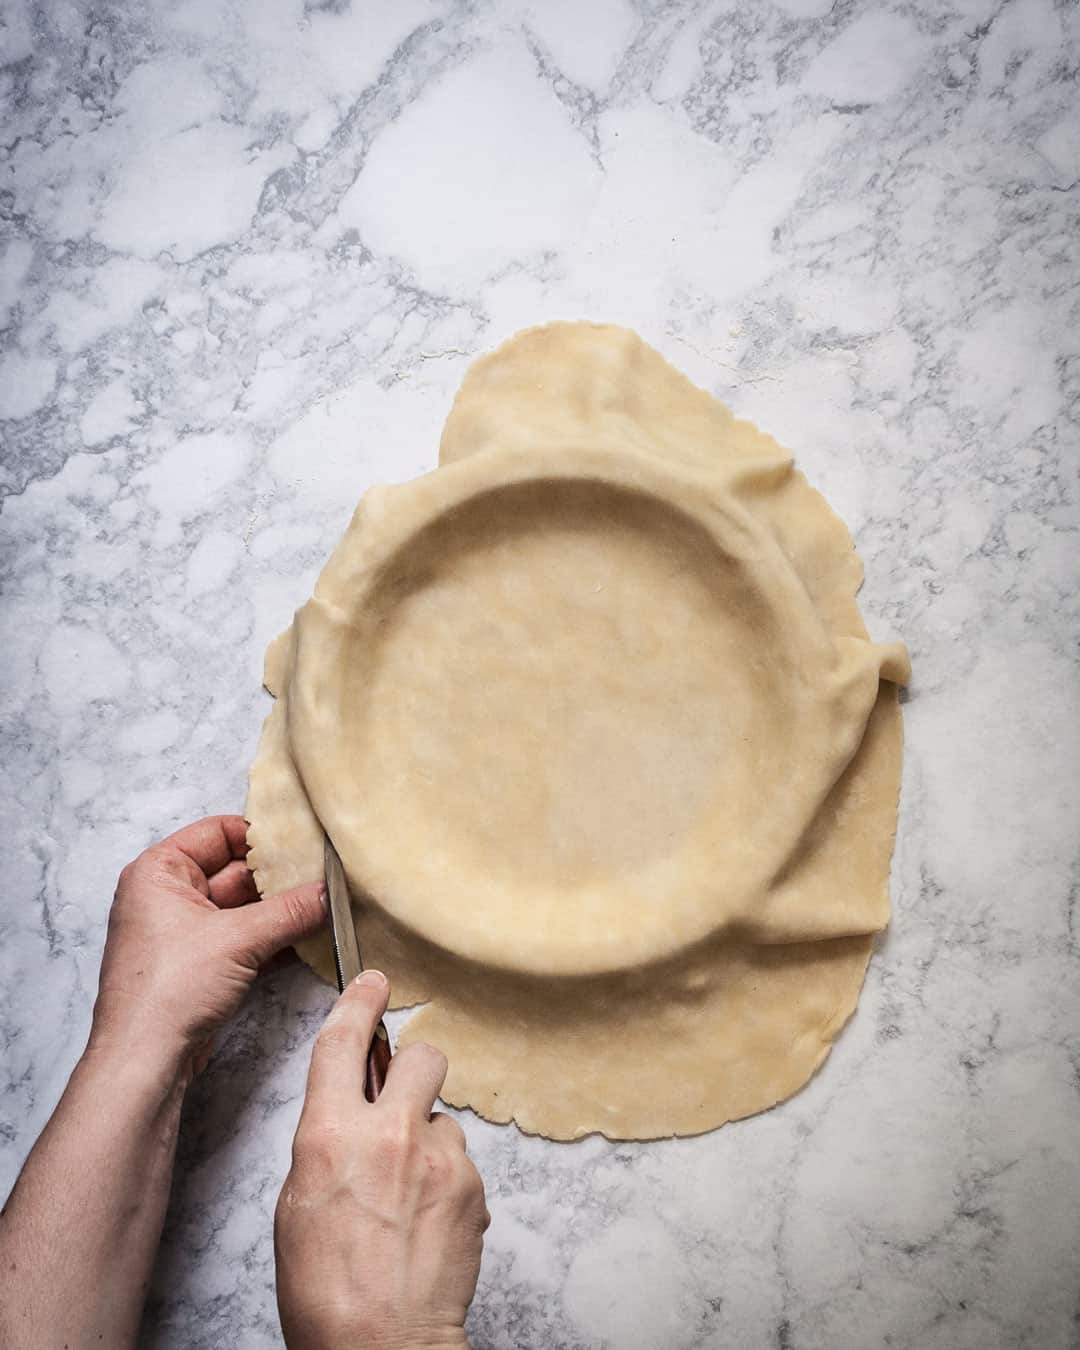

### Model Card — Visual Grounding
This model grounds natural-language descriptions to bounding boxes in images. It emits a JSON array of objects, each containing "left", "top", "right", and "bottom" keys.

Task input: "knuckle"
[
  {"left": 314, "top": 1012, "right": 368, "bottom": 1055},
  {"left": 414, "top": 1041, "right": 449, "bottom": 1077},
  {"left": 444, "top": 1118, "right": 467, "bottom": 1147},
  {"left": 276, "top": 888, "right": 311, "bottom": 934},
  {"left": 292, "top": 1118, "right": 345, "bottom": 1173},
  {"left": 431, "top": 1112, "right": 467, "bottom": 1148},
  {"left": 275, "top": 1174, "right": 299, "bottom": 1223},
  {"left": 123, "top": 845, "right": 189, "bottom": 895},
  {"left": 142, "top": 844, "right": 172, "bottom": 874},
  {"left": 457, "top": 1154, "right": 485, "bottom": 1196},
  {"left": 396, "top": 1040, "right": 448, "bottom": 1083},
  {"left": 455, "top": 1162, "right": 488, "bottom": 1221},
  {"left": 116, "top": 855, "right": 151, "bottom": 894},
  {"left": 378, "top": 1109, "right": 419, "bottom": 1160}
]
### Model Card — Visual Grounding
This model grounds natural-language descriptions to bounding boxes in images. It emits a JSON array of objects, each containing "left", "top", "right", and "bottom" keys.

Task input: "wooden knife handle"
[{"left": 366, "top": 1021, "right": 392, "bottom": 1102}]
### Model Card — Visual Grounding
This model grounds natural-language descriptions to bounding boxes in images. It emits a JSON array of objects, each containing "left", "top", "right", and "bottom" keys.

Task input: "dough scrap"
[{"left": 247, "top": 322, "right": 908, "bottom": 1140}]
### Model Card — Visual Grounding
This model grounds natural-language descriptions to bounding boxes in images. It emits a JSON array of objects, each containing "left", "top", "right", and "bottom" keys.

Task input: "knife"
[{"left": 324, "top": 833, "right": 392, "bottom": 1102}]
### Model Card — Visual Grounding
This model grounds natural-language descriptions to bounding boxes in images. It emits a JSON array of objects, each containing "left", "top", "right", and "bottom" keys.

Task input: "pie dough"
[{"left": 247, "top": 322, "right": 909, "bottom": 1140}]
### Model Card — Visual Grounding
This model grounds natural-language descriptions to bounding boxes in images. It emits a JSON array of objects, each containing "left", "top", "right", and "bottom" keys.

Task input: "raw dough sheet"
[{"left": 247, "top": 322, "right": 908, "bottom": 1140}]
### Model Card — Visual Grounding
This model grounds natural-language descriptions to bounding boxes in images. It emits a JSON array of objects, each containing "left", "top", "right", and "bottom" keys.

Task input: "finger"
[
  {"left": 429, "top": 1111, "right": 467, "bottom": 1150},
  {"left": 380, "top": 1041, "right": 448, "bottom": 1118},
  {"left": 161, "top": 815, "right": 249, "bottom": 878},
  {"left": 136, "top": 843, "right": 210, "bottom": 898},
  {"left": 226, "top": 879, "right": 327, "bottom": 966},
  {"left": 207, "top": 858, "right": 260, "bottom": 909},
  {"left": 302, "top": 972, "right": 390, "bottom": 1116}
]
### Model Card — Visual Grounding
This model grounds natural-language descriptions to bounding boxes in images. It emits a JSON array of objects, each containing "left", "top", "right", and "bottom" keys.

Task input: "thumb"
[{"left": 229, "top": 880, "right": 327, "bottom": 966}]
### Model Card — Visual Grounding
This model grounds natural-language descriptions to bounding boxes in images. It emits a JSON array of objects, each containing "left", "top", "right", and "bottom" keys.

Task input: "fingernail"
[{"left": 354, "top": 969, "right": 387, "bottom": 989}]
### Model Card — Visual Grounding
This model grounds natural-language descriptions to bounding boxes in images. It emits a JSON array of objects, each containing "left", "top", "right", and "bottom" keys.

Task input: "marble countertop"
[{"left": 2, "top": 0, "right": 1078, "bottom": 1346}]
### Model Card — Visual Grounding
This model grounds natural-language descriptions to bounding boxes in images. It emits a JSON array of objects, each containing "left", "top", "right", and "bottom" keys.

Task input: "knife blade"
[{"left": 323, "top": 833, "right": 392, "bottom": 1102}]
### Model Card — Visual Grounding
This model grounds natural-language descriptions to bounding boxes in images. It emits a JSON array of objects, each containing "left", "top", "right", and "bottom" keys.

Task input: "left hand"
[{"left": 91, "top": 815, "right": 326, "bottom": 1075}]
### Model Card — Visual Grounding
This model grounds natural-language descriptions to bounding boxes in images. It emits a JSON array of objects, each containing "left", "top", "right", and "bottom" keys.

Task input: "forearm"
[{"left": 0, "top": 1037, "right": 187, "bottom": 1350}]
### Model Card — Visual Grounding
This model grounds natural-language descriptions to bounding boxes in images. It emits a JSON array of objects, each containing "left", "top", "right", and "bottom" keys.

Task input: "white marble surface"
[{"left": 2, "top": 0, "right": 1078, "bottom": 1346}]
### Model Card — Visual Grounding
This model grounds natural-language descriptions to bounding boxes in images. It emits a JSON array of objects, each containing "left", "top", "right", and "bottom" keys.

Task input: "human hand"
[
  {"left": 275, "top": 971, "right": 489, "bottom": 1350},
  {"left": 91, "top": 815, "right": 326, "bottom": 1075}
]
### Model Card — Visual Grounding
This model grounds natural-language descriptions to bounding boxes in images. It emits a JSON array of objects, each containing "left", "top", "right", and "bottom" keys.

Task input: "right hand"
[{"left": 275, "top": 970, "right": 490, "bottom": 1350}]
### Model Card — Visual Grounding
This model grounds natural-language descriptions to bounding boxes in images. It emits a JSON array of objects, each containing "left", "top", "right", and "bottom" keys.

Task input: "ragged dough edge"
[
  {"left": 245, "top": 321, "right": 908, "bottom": 1139},
  {"left": 415, "top": 935, "right": 876, "bottom": 1141},
  {"left": 247, "top": 625, "right": 440, "bottom": 1005},
  {"left": 439, "top": 321, "right": 879, "bottom": 646}
]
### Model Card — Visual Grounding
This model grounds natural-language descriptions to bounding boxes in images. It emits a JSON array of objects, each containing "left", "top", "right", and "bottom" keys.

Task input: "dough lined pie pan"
[{"left": 247, "top": 322, "right": 909, "bottom": 1140}]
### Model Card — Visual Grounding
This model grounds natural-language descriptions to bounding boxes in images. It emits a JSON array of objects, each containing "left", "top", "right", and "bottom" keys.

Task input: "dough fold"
[{"left": 247, "top": 322, "right": 908, "bottom": 1139}]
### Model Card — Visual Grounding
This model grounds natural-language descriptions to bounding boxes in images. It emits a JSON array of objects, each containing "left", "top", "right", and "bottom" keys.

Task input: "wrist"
[
  {"left": 85, "top": 1009, "right": 193, "bottom": 1094},
  {"left": 78, "top": 1038, "right": 192, "bottom": 1121},
  {"left": 402, "top": 1333, "right": 471, "bottom": 1350},
  {"left": 286, "top": 1324, "right": 469, "bottom": 1350},
  {"left": 367, "top": 1337, "right": 469, "bottom": 1350}
]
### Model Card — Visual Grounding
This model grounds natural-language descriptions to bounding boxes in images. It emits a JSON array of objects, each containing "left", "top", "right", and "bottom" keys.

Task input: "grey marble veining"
[{"left": 2, "top": 0, "right": 1078, "bottom": 1346}]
